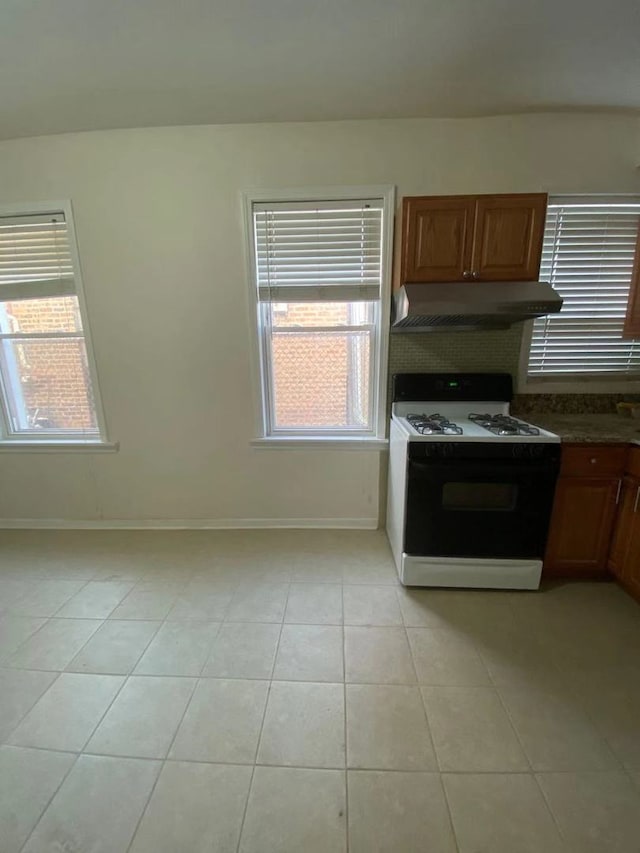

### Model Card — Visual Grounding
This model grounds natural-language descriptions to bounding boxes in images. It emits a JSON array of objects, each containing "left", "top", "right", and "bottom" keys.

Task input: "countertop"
[{"left": 520, "top": 413, "right": 640, "bottom": 445}]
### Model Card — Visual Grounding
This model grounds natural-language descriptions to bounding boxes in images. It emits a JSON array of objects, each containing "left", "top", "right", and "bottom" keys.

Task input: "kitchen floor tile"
[
  {"left": 0, "top": 746, "right": 75, "bottom": 853},
  {"left": 284, "top": 583, "right": 343, "bottom": 624},
  {"left": 348, "top": 770, "right": 456, "bottom": 853},
  {"left": 134, "top": 620, "right": 220, "bottom": 676},
  {"left": 422, "top": 686, "right": 529, "bottom": 772},
  {"left": 0, "top": 668, "right": 58, "bottom": 741},
  {"left": 9, "top": 580, "right": 86, "bottom": 617},
  {"left": 239, "top": 766, "right": 346, "bottom": 853},
  {"left": 538, "top": 770, "right": 640, "bottom": 853},
  {"left": 54, "top": 581, "right": 134, "bottom": 618},
  {"left": 129, "top": 761, "right": 252, "bottom": 853},
  {"left": 202, "top": 622, "right": 280, "bottom": 678},
  {"left": 396, "top": 588, "right": 472, "bottom": 629},
  {"left": 407, "top": 626, "right": 491, "bottom": 685},
  {"left": 8, "top": 673, "right": 123, "bottom": 752},
  {"left": 109, "top": 582, "right": 183, "bottom": 620},
  {"left": 65, "top": 619, "right": 160, "bottom": 674},
  {"left": 166, "top": 583, "right": 234, "bottom": 620},
  {"left": 346, "top": 684, "right": 436, "bottom": 770},
  {"left": 444, "top": 772, "right": 567, "bottom": 853},
  {"left": 86, "top": 675, "right": 196, "bottom": 758},
  {"left": 398, "top": 587, "right": 515, "bottom": 633},
  {"left": 499, "top": 684, "right": 619, "bottom": 771},
  {"left": 257, "top": 681, "right": 345, "bottom": 768},
  {"left": 225, "top": 583, "right": 289, "bottom": 622},
  {"left": 290, "top": 560, "right": 345, "bottom": 584},
  {"left": 563, "top": 665, "right": 640, "bottom": 771},
  {"left": 170, "top": 678, "right": 268, "bottom": 763},
  {"left": 6, "top": 618, "right": 102, "bottom": 671},
  {"left": 474, "top": 624, "right": 562, "bottom": 688},
  {"left": 341, "top": 559, "right": 397, "bottom": 585},
  {"left": 22, "top": 754, "right": 160, "bottom": 853},
  {"left": 273, "top": 624, "right": 343, "bottom": 681},
  {"left": 343, "top": 585, "right": 403, "bottom": 626},
  {"left": 0, "top": 616, "right": 47, "bottom": 664},
  {"left": 344, "top": 626, "right": 416, "bottom": 684}
]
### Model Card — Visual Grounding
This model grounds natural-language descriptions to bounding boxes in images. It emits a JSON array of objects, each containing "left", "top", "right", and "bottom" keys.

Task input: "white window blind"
[
  {"left": 0, "top": 213, "right": 75, "bottom": 301},
  {"left": 528, "top": 197, "right": 640, "bottom": 377},
  {"left": 253, "top": 199, "right": 383, "bottom": 302}
]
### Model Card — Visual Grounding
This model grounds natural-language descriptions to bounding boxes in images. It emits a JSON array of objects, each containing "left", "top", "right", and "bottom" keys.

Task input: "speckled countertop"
[{"left": 522, "top": 413, "right": 640, "bottom": 444}]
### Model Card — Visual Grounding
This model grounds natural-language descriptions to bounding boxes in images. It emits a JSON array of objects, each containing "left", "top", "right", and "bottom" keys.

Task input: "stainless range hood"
[{"left": 392, "top": 282, "right": 563, "bottom": 332}]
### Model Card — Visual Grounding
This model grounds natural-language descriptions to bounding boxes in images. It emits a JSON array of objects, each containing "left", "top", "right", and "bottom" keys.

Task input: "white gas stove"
[{"left": 387, "top": 373, "right": 561, "bottom": 590}]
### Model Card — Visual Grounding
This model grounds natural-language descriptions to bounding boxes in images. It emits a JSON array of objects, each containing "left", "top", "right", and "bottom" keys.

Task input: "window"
[
  {"left": 524, "top": 196, "right": 640, "bottom": 385},
  {"left": 245, "top": 188, "right": 393, "bottom": 443},
  {"left": 0, "top": 204, "right": 107, "bottom": 443}
]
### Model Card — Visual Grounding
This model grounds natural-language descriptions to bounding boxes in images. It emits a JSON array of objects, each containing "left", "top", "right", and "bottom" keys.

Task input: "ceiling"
[{"left": 1, "top": 0, "right": 639, "bottom": 140}]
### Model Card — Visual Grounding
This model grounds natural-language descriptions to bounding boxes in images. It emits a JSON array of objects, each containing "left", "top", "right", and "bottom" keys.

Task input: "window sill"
[
  {"left": 251, "top": 437, "right": 389, "bottom": 450},
  {"left": 0, "top": 440, "right": 119, "bottom": 453}
]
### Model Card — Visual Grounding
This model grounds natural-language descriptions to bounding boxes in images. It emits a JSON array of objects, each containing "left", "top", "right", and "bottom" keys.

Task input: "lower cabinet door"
[
  {"left": 544, "top": 476, "right": 620, "bottom": 575},
  {"left": 608, "top": 476, "right": 637, "bottom": 579},
  {"left": 621, "top": 479, "right": 640, "bottom": 600}
]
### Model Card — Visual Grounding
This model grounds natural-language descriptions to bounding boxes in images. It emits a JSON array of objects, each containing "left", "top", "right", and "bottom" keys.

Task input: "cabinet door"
[
  {"left": 625, "top": 509, "right": 640, "bottom": 600},
  {"left": 402, "top": 196, "right": 475, "bottom": 282},
  {"left": 544, "top": 476, "right": 620, "bottom": 576},
  {"left": 616, "top": 476, "right": 640, "bottom": 600},
  {"left": 471, "top": 194, "right": 547, "bottom": 281},
  {"left": 608, "top": 475, "right": 636, "bottom": 579}
]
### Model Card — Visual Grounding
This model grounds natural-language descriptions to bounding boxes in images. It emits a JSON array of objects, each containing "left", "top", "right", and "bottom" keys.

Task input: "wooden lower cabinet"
[
  {"left": 608, "top": 474, "right": 640, "bottom": 600},
  {"left": 544, "top": 476, "right": 621, "bottom": 576}
]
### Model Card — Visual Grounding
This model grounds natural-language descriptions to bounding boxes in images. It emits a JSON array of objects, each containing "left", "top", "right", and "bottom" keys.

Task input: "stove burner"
[
  {"left": 468, "top": 413, "right": 540, "bottom": 437},
  {"left": 407, "top": 413, "right": 463, "bottom": 435}
]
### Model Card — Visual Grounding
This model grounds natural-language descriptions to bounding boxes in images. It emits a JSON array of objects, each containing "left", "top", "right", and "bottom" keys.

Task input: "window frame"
[
  {"left": 243, "top": 186, "right": 395, "bottom": 448},
  {"left": 0, "top": 200, "right": 113, "bottom": 448},
  {"left": 519, "top": 193, "right": 640, "bottom": 394}
]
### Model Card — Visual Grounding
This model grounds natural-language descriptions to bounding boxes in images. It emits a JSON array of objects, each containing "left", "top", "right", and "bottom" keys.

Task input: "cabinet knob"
[
  {"left": 471, "top": 271, "right": 480, "bottom": 279},
  {"left": 590, "top": 458, "right": 597, "bottom": 464},
  {"left": 462, "top": 270, "right": 471, "bottom": 279}
]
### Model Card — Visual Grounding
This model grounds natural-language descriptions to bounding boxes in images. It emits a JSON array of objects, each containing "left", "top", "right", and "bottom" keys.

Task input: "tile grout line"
[
  {"left": 234, "top": 579, "right": 291, "bottom": 853},
  {"left": 0, "top": 670, "right": 63, "bottom": 745},
  {"left": 342, "top": 583, "right": 349, "bottom": 853},
  {"left": 17, "top": 749, "right": 82, "bottom": 853},
  {"left": 4, "top": 742, "right": 634, "bottom": 775},
  {"left": 399, "top": 586, "right": 460, "bottom": 853},
  {"left": 531, "top": 770, "right": 573, "bottom": 849},
  {"left": 124, "top": 672, "right": 201, "bottom": 853}
]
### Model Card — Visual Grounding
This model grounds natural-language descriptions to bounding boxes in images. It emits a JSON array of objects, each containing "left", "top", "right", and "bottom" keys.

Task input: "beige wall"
[{"left": 0, "top": 113, "right": 638, "bottom": 524}]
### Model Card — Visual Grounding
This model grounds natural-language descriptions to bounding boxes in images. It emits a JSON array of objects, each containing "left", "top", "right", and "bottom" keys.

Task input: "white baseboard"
[{"left": 0, "top": 517, "right": 379, "bottom": 531}]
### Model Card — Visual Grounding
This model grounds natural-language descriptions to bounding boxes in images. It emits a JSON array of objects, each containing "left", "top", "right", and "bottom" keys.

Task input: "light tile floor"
[{"left": 1, "top": 529, "right": 640, "bottom": 852}]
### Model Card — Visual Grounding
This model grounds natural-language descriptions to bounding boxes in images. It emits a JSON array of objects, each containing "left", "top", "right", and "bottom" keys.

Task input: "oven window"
[{"left": 442, "top": 482, "right": 517, "bottom": 511}]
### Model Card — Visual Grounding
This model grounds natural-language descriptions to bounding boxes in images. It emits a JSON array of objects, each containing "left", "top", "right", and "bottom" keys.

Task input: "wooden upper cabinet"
[
  {"left": 471, "top": 194, "right": 547, "bottom": 281},
  {"left": 401, "top": 196, "right": 475, "bottom": 282},
  {"left": 398, "top": 192, "right": 547, "bottom": 286}
]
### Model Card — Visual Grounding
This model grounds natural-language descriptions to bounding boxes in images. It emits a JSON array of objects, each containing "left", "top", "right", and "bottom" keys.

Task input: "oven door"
[{"left": 404, "top": 454, "right": 559, "bottom": 559}]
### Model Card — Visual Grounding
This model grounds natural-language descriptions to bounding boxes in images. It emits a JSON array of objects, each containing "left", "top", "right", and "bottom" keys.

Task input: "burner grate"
[
  {"left": 469, "top": 413, "right": 540, "bottom": 437},
  {"left": 407, "top": 413, "right": 463, "bottom": 435}
]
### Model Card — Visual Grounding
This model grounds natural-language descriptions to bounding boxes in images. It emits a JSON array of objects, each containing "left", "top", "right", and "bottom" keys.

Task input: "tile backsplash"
[{"left": 388, "top": 326, "right": 523, "bottom": 382}]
